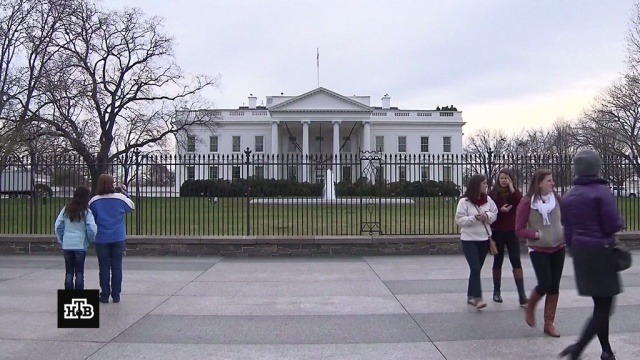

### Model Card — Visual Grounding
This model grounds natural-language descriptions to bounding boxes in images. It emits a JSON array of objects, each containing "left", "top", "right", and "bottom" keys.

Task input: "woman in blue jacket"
[
  {"left": 559, "top": 150, "right": 624, "bottom": 360},
  {"left": 55, "top": 185, "right": 97, "bottom": 290},
  {"left": 89, "top": 174, "right": 135, "bottom": 303}
]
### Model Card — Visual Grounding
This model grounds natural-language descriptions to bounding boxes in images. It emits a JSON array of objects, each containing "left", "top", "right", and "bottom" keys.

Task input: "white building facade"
[{"left": 175, "top": 87, "right": 465, "bottom": 187}]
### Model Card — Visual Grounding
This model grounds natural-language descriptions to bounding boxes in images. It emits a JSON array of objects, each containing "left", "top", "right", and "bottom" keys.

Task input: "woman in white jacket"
[{"left": 455, "top": 174, "right": 499, "bottom": 309}]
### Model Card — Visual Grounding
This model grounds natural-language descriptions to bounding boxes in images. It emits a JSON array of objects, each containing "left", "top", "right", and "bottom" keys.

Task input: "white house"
[{"left": 174, "top": 87, "right": 465, "bottom": 188}]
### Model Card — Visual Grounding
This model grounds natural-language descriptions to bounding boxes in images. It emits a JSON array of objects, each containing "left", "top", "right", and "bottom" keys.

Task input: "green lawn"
[{"left": 1, "top": 197, "right": 638, "bottom": 236}]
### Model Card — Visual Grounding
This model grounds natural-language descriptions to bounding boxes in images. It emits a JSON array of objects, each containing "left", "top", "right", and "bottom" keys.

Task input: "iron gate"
[{"left": 359, "top": 150, "right": 383, "bottom": 235}]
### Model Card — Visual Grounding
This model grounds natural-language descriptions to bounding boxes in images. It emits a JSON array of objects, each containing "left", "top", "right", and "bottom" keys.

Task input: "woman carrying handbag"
[
  {"left": 559, "top": 150, "right": 627, "bottom": 360},
  {"left": 455, "top": 174, "right": 499, "bottom": 310}
]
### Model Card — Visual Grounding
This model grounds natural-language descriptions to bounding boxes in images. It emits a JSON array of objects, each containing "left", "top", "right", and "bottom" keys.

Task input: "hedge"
[{"left": 179, "top": 178, "right": 461, "bottom": 198}]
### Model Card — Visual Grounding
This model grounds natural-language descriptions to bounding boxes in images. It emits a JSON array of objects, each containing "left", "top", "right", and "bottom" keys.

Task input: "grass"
[{"left": 1, "top": 196, "right": 638, "bottom": 236}]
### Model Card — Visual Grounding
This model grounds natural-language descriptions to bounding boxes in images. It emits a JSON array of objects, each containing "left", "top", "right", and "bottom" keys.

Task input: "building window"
[
  {"left": 398, "top": 166, "right": 407, "bottom": 182},
  {"left": 315, "top": 136, "right": 324, "bottom": 153},
  {"left": 420, "top": 137, "right": 429, "bottom": 153},
  {"left": 342, "top": 136, "right": 351, "bottom": 152},
  {"left": 342, "top": 166, "right": 352, "bottom": 182},
  {"left": 398, "top": 136, "right": 406, "bottom": 153},
  {"left": 421, "top": 166, "right": 430, "bottom": 182},
  {"left": 254, "top": 166, "right": 264, "bottom": 179},
  {"left": 209, "top": 136, "right": 218, "bottom": 152},
  {"left": 314, "top": 168, "right": 325, "bottom": 184},
  {"left": 186, "top": 166, "right": 195, "bottom": 180},
  {"left": 255, "top": 136, "right": 264, "bottom": 152},
  {"left": 288, "top": 137, "right": 297, "bottom": 152},
  {"left": 232, "top": 136, "right": 241, "bottom": 152},
  {"left": 232, "top": 166, "right": 241, "bottom": 179},
  {"left": 375, "top": 166, "right": 385, "bottom": 183},
  {"left": 443, "top": 136, "right": 451, "bottom": 153},
  {"left": 375, "top": 136, "right": 384, "bottom": 152},
  {"left": 208, "top": 166, "right": 218, "bottom": 180},
  {"left": 443, "top": 166, "right": 452, "bottom": 182},
  {"left": 187, "top": 135, "right": 196, "bottom": 152},
  {"left": 287, "top": 166, "right": 297, "bottom": 180}
]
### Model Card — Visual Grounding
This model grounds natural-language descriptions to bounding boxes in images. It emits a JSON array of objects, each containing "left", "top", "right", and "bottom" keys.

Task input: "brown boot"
[
  {"left": 525, "top": 289, "right": 542, "bottom": 327},
  {"left": 543, "top": 294, "right": 560, "bottom": 337}
]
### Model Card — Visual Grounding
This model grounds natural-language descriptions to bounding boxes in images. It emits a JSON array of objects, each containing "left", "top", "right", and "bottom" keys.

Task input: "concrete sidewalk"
[{"left": 1, "top": 252, "right": 639, "bottom": 359}]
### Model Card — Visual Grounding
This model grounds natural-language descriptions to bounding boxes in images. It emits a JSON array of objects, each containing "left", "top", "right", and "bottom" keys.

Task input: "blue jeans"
[
  {"left": 95, "top": 241, "right": 126, "bottom": 301},
  {"left": 63, "top": 250, "right": 87, "bottom": 290},
  {"left": 462, "top": 240, "right": 490, "bottom": 299}
]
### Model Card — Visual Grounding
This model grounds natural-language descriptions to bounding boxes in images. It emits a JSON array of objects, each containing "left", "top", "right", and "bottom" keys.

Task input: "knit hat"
[{"left": 573, "top": 149, "right": 601, "bottom": 177}]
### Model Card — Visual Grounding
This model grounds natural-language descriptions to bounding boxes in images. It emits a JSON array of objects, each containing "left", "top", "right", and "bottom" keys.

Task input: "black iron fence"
[{"left": 0, "top": 150, "right": 638, "bottom": 236}]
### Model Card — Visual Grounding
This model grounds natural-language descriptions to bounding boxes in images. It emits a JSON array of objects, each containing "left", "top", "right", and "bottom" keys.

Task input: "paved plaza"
[{"left": 1, "top": 252, "right": 639, "bottom": 360}]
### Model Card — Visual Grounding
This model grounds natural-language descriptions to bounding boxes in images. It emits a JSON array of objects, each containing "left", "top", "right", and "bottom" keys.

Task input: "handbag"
[
  {"left": 473, "top": 204, "right": 498, "bottom": 256},
  {"left": 611, "top": 240, "right": 632, "bottom": 272}
]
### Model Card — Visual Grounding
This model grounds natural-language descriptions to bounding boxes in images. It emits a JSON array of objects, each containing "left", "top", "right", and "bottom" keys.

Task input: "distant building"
[{"left": 175, "top": 87, "right": 464, "bottom": 186}]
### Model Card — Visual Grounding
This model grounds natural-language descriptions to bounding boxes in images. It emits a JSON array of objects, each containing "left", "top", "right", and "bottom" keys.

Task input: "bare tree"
[
  {"left": 463, "top": 128, "right": 510, "bottom": 181},
  {"left": 571, "top": 1, "right": 640, "bottom": 180},
  {"left": 0, "top": 0, "right": 71, "bottom": 169},
  {"left": 32, "top": 2, "right": 220, "bottom": 192},
  {"left": 578, "top": 75, "right": 640, "bottom": 179},
  {"left": 545, "top": 119, "right": 579, "bottom": 187}
]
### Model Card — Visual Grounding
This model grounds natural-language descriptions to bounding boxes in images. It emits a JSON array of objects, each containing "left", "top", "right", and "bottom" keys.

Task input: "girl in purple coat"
[{"left": 559, "top": 149, "right": 624, "bottom": 360}]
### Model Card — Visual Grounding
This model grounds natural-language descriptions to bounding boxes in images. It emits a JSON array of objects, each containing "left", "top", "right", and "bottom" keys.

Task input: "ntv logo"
[
  {"left": 58, "top": 289, "right": 100, "bottom": 328},
  {"left": 63, "top": 299, "right": 94, "bottom": 319}
]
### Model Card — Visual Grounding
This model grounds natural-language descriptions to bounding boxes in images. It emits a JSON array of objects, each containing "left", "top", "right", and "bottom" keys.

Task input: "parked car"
[{"left": 611, "top": 185, "right": 637, "bottom": 198}]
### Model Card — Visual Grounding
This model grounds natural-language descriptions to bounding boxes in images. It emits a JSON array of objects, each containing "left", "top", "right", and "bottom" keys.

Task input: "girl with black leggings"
[{"left": 488, "top": 168, "right": 526, "bottom": 306}]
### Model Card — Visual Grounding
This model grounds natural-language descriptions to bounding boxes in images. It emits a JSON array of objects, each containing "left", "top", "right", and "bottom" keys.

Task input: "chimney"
[
  {"left": 248, "top": 94, "right": 257, "bottom": 109},
  {"left": 381, "top": 94, "right": 390, "bottom": 109}
]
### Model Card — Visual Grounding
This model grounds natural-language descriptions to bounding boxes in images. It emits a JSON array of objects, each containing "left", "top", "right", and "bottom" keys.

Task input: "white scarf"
[{"left": 530, "top": 192, "right": 555, "bottom": 225}]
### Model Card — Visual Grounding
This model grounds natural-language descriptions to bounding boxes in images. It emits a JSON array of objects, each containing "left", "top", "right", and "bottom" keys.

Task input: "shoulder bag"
[{"left": 473, "top": 203, "right": 498, "bottom": 256}]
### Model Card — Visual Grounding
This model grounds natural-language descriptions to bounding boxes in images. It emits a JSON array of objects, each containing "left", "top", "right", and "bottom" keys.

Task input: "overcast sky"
[{"left": 105, "top": 0, "right": 636, "bottom": 137}]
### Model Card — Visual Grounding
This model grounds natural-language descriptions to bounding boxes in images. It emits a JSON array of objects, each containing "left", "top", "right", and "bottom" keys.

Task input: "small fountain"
[{"left": 249, "top": 168, "right": 413, "bottom": 205}]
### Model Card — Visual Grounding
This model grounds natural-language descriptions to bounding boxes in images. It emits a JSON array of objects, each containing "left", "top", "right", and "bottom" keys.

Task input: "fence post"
[
  {"left": 244, "top": 147, "right": 252, "bottom": 236},
  {"left": 134, "top": 148, "right": 141, "bottom": 235},
  {"left": 29, "top": 153, "right": 36, "bottom": 234},
  {"left": 487, "top": 148, "right": 494, "bottom": 187}
]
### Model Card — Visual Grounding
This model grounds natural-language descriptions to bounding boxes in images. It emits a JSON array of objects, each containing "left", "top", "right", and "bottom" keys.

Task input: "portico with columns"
[
  {"left": 174, "top": 87, "right": 465, "bottom": 187},
  {"left": 266, "top": 88, "right": 374, "bottom": 183}
]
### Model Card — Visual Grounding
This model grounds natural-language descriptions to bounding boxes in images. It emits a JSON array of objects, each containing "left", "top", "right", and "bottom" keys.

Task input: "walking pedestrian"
[
  {"left": 455, "top": 174, "right": 499, "bottom": 310},
  {"left": 488, "top": 168, "right": 527, "bottom": 306},
  {"left": 515, "top": 169, "right": 565, "bottom": 337},
  {"left": 558, "top": 149, "right": 625, "bottom": 360}
]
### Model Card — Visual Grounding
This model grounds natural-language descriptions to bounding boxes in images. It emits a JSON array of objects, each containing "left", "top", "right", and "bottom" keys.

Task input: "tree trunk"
[{"left": 88, "top": 162, "right": 109, "bottom": 196}]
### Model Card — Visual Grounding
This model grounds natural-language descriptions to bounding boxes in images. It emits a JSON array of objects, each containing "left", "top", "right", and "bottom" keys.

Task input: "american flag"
[{"left": 317, "top": 48, "right": 319, "bottom": 67}]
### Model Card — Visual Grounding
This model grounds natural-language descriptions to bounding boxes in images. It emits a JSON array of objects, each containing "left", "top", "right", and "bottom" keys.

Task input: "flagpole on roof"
[{"left": 317, "top": 47, "right": 320, "bottom": 88}]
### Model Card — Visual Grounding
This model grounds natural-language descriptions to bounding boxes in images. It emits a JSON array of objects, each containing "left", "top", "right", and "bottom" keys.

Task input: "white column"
[
  {"left": 302, "top": 120, "right": 310, "bottom": 182},
  {"left": 362, "top": 120, "right": 372, "bottom": 183},
  {"left": 363, "top": 121, "right": 371, "bottom": 152},
  {"left": 271, "top": 121, "right": 279, "bottom": 179},
  {"left": 332, "top": 120, "right": 341, "bottom": 182}
]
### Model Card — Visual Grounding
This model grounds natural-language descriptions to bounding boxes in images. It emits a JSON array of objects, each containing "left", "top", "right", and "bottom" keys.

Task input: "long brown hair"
[
  {"left": 463, "top": 174, "right": 486, "bottom": 200},
  {"left": 525, "top": 169, "right": 555, "bottom": 201},
  {"left": 64, "top": 185, "right": 91, "bottom": 222},
  {"left": 95, "top": 173, "right": 115, "bottom": 195}
]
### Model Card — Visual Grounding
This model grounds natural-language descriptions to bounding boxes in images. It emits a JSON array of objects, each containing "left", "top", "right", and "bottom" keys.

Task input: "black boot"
[
  {"left": 601, "top": 351, "right": 616, "bottom": 360},
  {"left": 492, "top": 268, "right": 502, "bottom": 303},
  {"left": 558, "top": 344, "right": 579, "bottom": 359},
  {"left": 513, "top": 268, "right": 527, "bottom": 306}
]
